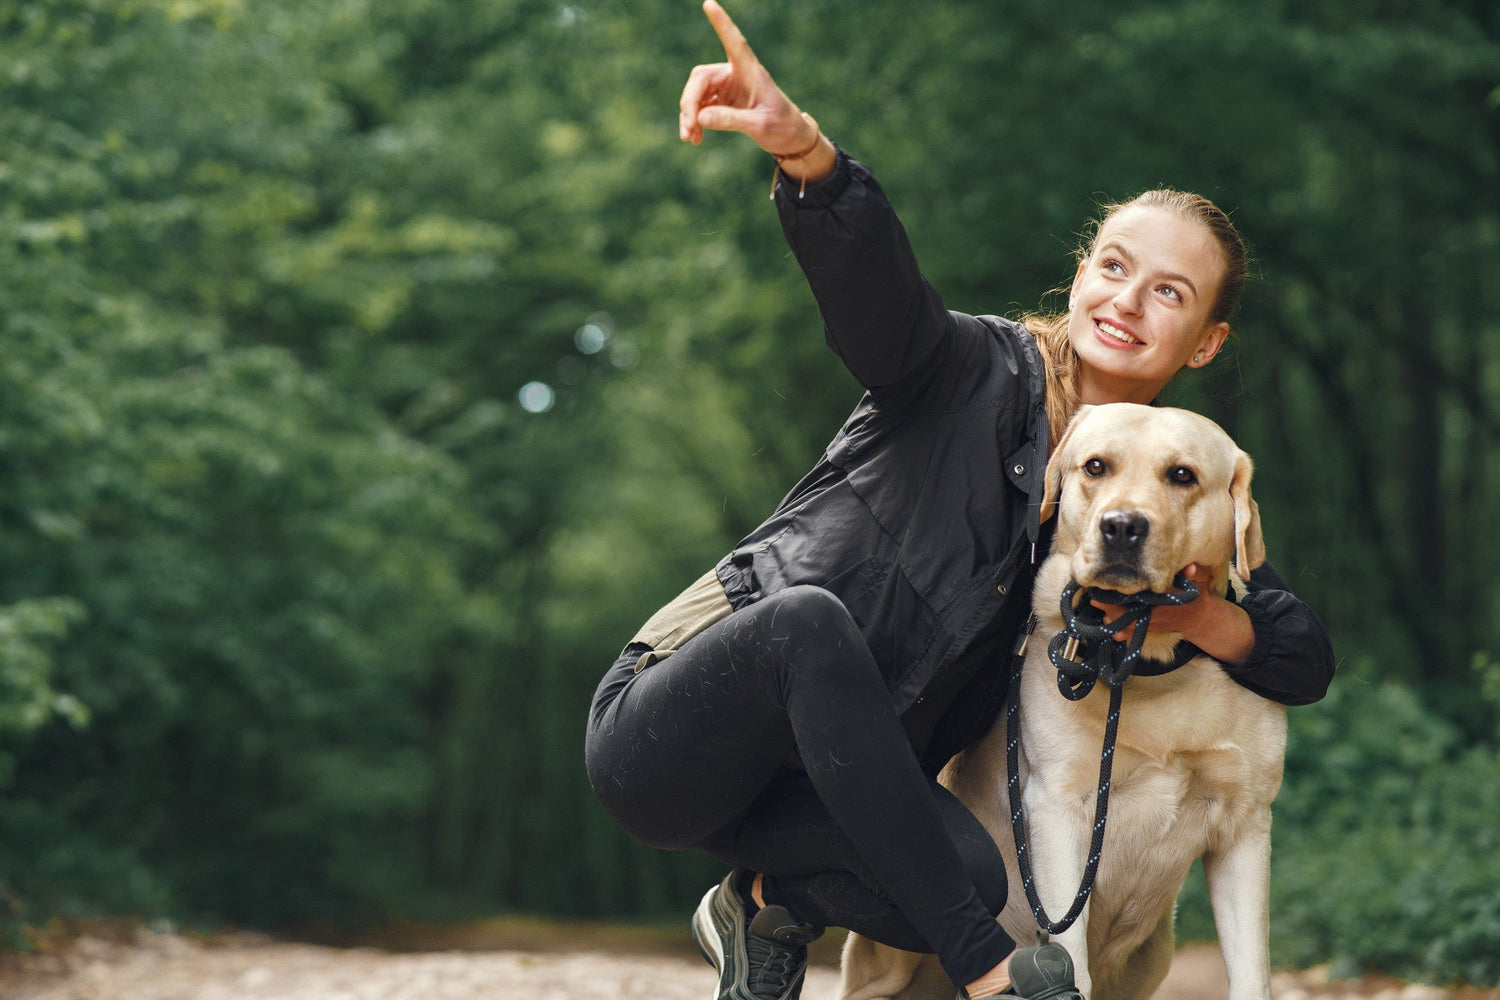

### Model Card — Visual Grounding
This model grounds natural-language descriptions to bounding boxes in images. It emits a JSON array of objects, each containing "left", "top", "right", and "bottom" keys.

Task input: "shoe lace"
[{"left": 744, "top": 932, "right": 805, "bottom": 999}]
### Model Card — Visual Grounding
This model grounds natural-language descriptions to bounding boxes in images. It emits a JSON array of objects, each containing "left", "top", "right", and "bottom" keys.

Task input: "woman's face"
[{"left": 1066, "top": 205, "right": 1231, "bottom": 405}]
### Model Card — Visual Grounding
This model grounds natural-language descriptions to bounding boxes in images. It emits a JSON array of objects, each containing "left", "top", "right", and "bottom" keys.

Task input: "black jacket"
[{"left": 712, "top": 150, "right": 1334, "bottom": 764}]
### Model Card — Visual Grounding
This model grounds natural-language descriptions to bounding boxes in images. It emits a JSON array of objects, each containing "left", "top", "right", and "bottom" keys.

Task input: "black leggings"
[{"left": 585, "top": 585, "right": 1015, "bottom": 986}]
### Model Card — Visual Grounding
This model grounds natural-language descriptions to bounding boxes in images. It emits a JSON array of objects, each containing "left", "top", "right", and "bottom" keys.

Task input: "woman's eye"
[
  {"left": 1158, "top": 285, "right": 1182, "bottom": 301},
  {"left": 1103, "top": 260, "right": 1125, "bottom": 275},
  {"left": 1084, "top": 458, "right": 1109, "bottom": 477},
  {"left": 1168, "top": 466, "right": 1197, "bottom": 486}
]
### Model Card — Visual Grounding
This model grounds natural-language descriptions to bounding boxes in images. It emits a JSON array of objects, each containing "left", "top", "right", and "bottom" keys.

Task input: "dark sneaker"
[
  {"left": 691, "top": 870, "right": 825, "bottom": 1000},
  {"left": 960, "top": 942, "right": 1085, "bottom": 1000}
]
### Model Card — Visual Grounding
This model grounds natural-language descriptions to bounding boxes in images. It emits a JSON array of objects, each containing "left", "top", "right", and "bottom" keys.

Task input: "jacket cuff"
[
  {"left": 1220, "top": 588, "right": 1336, "bottom": 707},
  {"left": 773, "top": 146, "right": 855, "bottom": 208}
]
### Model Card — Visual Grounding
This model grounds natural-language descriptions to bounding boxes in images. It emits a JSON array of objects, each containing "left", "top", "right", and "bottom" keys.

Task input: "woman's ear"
[
  {"left": 1068, "top": 259, "right": 1087, "bottom": 310},
  {"left": 1187, "top": 321, "right": 1231, "bottom": 368}
]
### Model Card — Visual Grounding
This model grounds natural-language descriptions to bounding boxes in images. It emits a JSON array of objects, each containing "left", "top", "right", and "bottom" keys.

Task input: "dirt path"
[{"left": 0, "top": 926, "right": 1489, "bottom": 1000}]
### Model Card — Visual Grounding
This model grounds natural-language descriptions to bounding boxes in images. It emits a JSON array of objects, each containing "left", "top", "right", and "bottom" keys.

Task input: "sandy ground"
[{"left": 0, "top": 925, "right": 1494, "bottom": 1000}]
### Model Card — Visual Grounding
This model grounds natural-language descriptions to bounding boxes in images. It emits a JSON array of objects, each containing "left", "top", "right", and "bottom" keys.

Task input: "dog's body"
[{"left": 840, "top": 404, "right": 1287, "bottom": 1000}]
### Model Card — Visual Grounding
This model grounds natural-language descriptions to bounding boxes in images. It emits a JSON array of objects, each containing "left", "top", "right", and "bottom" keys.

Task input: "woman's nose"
[{"left": 1114, "top": 280, "right": 1146, "bottom": 314}]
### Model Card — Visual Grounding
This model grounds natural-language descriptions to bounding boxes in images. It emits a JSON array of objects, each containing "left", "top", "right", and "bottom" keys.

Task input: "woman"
[{"left": 586, "top": 4, "right": 1334, "bottom": 999}]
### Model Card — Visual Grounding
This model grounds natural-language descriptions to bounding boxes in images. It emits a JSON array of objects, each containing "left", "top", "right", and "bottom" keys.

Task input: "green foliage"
[
  {"left": 1272, "top": 672, "right": 1500, "bottom": 985},
  {"left": 0, "top": 0, "right": 1496, "bottom": 984},
  {"left": 0, "top": 598, "right": 88, "bottom": 791},
  {"left": 0, "top": 0, "right": 496, "bottom": 929}
]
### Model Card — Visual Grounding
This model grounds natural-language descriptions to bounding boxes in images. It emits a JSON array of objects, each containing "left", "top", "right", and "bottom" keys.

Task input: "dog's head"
[{"left": 1040, "top": 403, "right": 1265, "bottom": 596}]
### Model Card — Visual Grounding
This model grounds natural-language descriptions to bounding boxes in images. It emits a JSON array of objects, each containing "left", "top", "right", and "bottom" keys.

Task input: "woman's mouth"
[{"left": 1094, "top": 319, "right": 1142, "bottom": 346}]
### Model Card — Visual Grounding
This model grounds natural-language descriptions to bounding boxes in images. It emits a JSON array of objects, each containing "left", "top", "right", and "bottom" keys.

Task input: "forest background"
[{"left": 1, "top": 0, "right": 1497, "bottom": 987}]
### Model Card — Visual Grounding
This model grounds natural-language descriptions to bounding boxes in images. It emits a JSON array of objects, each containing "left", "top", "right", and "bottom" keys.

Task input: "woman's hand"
[
  {"left": 1092, "top": 564, "right": 1256, "bottom": 667},
  {"left": 679, "top": 1, "right": 835, "bottom": 181}
]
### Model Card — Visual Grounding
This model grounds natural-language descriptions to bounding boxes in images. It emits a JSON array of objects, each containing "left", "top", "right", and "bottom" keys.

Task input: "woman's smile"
[{"left": 1093, "top": 318, "right": 1143, "bottom": 347}]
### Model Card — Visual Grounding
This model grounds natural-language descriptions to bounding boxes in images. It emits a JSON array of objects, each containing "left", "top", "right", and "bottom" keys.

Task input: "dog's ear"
[
  {"left": 1041, "top": 406, "right": 1091, "bottom": 524},
  {"left": 1231, "top": 449, "right": 1266, "bottom": 580}
]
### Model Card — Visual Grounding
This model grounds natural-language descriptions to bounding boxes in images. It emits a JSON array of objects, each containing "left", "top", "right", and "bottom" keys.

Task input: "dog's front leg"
[
  {"left": 1203, "top": 814, "right": 1273, "bottom": 1000},
  {"left": 1020, "top": 776, "right": 1095, "bottom": 998}
]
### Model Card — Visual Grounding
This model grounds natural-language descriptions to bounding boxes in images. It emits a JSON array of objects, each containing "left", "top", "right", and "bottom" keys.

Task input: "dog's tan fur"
[{"left": 840, "top": 403, "right": 1285, "bottom": 1000}]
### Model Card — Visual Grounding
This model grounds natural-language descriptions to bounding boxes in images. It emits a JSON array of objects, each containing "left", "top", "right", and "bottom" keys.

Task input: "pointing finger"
[{"left": 703, "top": 0, "right": 758, "bottom": 71}]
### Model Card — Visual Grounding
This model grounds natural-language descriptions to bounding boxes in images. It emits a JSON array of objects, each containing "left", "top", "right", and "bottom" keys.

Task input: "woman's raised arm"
[{"left": 679, "top": 2, "right": 963, "bottom": 395}]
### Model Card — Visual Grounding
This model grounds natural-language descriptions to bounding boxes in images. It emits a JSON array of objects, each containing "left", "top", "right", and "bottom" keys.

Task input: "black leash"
[{"left": 1005, "top": 574, "right": 1200, "bottom": 936}]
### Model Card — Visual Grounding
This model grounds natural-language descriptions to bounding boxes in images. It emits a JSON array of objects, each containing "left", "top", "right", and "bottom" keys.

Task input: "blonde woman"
[{"left": 586, "top": 5, "right": 1333, "bottom": 999}]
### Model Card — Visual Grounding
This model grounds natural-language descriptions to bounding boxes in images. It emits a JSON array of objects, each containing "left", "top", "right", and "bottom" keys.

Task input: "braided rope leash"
[{"left": 1005, "top": 574, "right": 1200, "bottom": 936}]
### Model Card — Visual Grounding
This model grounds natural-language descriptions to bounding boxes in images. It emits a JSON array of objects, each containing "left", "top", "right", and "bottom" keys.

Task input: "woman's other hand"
[{"left": 1093, "top": 564, "right": 1256, "bottom": 667}]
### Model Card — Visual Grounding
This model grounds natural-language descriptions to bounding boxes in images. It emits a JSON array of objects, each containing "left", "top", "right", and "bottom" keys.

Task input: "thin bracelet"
[{"left": 769, "top": 112, "right": 822, "bottom": 200}]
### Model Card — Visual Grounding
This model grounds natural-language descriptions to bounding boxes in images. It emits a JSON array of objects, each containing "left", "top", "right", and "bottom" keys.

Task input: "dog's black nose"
[{"left": 1099, "top": 509, "right": 1150, "bottom": 551}]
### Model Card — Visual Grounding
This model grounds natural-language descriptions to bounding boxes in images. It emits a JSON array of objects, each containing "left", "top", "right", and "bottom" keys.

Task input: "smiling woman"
[{"left": 585, "top": 5, "right": 1334, "bottom": 1000}]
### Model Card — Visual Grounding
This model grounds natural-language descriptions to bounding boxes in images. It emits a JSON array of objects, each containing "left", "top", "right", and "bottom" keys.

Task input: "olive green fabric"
[{"left": 630, "top": 568, "right": 734, "bottom": 671}]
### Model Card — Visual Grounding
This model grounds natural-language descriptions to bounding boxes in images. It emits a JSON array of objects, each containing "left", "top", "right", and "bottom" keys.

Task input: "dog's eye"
[
  {"left": 1168, "top": 466, "right": 1197, "bottom": 486},
  {"left": 1084, "top": 458, "right": 1108, "bottom": 477}
]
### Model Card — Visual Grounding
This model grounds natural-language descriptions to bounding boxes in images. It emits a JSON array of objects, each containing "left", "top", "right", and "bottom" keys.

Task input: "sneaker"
[
  {"left": 691, "top": 870, "right": 825, "bottom": 1000},
  {"left": 959, "top": 942, "right": 1084, "bottom": 1000}
]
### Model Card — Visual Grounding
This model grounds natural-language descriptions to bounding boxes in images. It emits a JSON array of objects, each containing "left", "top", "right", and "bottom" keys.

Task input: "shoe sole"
[{"left": 691, "top": 884, "right": 725, "bottom": 972}]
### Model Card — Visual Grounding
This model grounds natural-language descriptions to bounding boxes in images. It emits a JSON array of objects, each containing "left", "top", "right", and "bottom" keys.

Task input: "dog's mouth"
[
  {"left": 1071, "top": 533, "right": 1181, "bottom": 595},
  {"left": 1082, "top": 562, "right": 1152, "bottom": 593}
]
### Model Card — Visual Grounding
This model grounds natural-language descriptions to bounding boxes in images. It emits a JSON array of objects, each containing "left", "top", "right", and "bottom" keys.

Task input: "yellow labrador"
[{"left": 841, "top": 403, "right": 1285, "bottom": 1000}]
